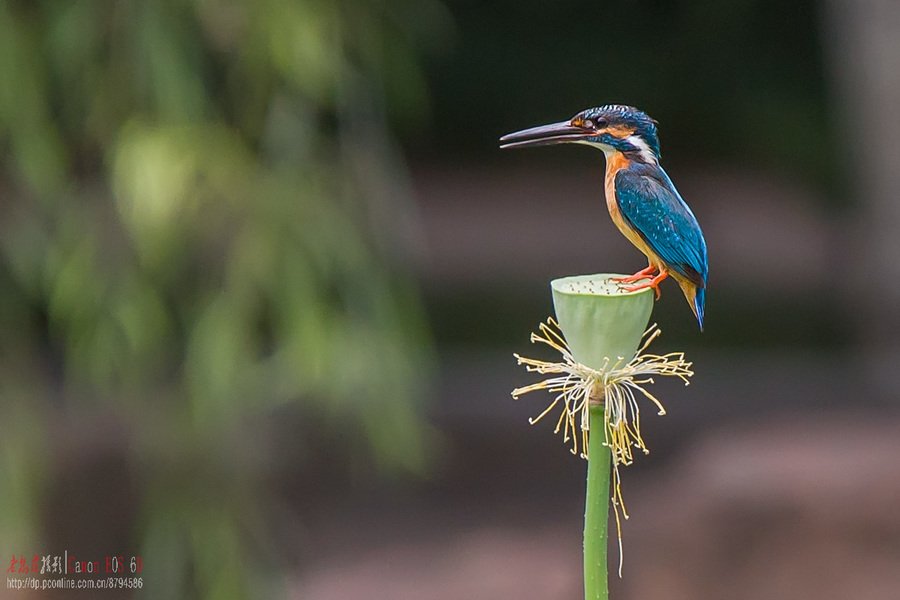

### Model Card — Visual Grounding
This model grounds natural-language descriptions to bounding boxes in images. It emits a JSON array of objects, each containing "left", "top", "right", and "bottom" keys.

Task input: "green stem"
[{"left": 584, "top": 404, "right": 610, "bottom": 600}]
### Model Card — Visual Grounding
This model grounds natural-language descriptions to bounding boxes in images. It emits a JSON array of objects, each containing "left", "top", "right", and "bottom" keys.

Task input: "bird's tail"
[
  {"left": 693, "top": 287, "right": 705, "bottom": 331},
  {"left": 678, "top": 280, "right": 705, "bottom": 331}
]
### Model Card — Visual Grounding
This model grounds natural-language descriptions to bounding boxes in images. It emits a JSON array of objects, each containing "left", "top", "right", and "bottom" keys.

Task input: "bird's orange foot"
[
  {"left": 611, "top": 264, "right": 658, "bottom": 284},
  {"left": 619, "top": 270, "right": 668, "bottom": 299}
]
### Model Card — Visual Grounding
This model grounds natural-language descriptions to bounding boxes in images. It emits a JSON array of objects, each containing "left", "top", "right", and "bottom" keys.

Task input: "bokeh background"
[{"left": 1, "top": 1, "right": 899, "bottom": 599}]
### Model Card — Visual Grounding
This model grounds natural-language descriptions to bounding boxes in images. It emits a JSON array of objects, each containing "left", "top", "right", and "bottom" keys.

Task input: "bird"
[{"left": 499, "top": 104, "right": 708, "bottom": 330}]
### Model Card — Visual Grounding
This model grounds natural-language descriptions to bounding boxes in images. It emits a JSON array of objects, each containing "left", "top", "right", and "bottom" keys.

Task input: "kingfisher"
[{"left": 499, "top": 104, "right": 708, "bottom": 330}]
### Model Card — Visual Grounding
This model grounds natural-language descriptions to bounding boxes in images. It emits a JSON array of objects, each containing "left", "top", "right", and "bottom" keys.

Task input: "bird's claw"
[
  {"left": 617, "top": 270, "right": 668, "bottom": 299},
  {"left": 611, "top": 265, "right": 657, "bottom": 284}
]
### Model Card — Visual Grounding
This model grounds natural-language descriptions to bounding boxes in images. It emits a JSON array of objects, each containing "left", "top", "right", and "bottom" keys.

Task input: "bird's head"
[{"left": 500, "top": 104, "right": 660, "bottom": 164}]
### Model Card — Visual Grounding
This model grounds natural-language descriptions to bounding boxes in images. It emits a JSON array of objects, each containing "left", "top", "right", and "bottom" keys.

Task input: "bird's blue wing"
[{"left": 615, "top": 165, "right": 707, "bottom": 288}]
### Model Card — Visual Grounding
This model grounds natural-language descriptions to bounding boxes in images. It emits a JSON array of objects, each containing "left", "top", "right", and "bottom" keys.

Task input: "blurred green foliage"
[{"left": 0, "top": 0, "right": 445, "bottom": 597}]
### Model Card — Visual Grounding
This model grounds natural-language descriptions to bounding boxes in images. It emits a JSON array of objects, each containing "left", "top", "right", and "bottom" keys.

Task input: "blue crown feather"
[{"left": 580, "top": 105, "right": 661, "bottom": 159}]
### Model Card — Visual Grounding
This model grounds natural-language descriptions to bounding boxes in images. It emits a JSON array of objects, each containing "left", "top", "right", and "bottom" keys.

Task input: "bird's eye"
[{"left": 594, "top": 118, "right": 608, "bottom": 128}]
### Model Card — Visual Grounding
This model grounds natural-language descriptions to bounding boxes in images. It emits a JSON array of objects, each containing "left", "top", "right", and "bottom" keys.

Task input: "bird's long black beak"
[{"left": 499, "top": 120, "right": 593, "bottom": 149}]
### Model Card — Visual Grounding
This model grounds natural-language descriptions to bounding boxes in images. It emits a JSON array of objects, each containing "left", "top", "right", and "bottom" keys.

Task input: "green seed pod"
[{"left": 551, "top": 274, "right": 654, "bottom": 370}]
